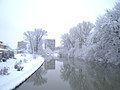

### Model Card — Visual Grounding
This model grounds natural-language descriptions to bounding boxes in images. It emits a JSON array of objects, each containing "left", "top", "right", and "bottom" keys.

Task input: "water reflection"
[
  {"left": 16, "top": 57, "right": 120, "bottom": 90},
  {"left": 44, "top": 59, "right": 55, "bottom": 70},
  {"left": 26, "top": 67, "right": 47, "bottom": 86},
  {"left": 26, "top": 59, "right": 56, "bottom": 86},
  {"left": 60, "top": 57, "right": 120, "bottom": 90}
]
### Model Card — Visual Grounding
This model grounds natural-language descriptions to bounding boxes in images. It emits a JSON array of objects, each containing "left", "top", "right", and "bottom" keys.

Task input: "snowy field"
[{"left": 0, "top": 54, "right": 44, "bottom": 90}]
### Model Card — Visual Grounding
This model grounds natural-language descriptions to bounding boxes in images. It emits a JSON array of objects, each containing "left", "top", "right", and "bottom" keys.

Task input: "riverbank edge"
[
  {"left": 1, "top": 57, "right": 44, "bottom": 90},
  {"left": 13, "top": 61, "right": 44, "bottom": 90}
]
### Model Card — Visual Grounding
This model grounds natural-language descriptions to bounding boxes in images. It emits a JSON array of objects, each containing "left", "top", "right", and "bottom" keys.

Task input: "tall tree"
[
  {"left": 61, "top": 21, "right": 94, "bottom": 57},
  {"left": 24, "top": 28, "right": 47, "bottom": 54},
  {"left": 34, "top": 28, "right": 47, "bottom": 53},
  {"left": 69, "top": 21, "right": 94, "bottom": 48},
  {"left": 24, "top": 31, "right": 34, "bottom": 53},
  {"left": 89, "top": 2, "right": 120, "bottom": 64}
]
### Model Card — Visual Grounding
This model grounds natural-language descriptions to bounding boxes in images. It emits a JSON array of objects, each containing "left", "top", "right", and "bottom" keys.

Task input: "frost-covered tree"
[
  {"left": 61, "top": 21, "right": 94, "bottom": 57},
  {"left": 70, "top": 21, "right": 94, "bottom": 48},
  {"left": 34, "top": 29, "right": 47, "bottom": 53},
  {"left": 88, "top": 2, "right": 120, "bottom": 64},
  {"left": 61, "top": 33, "right": 72, "bottom": 50},
  {"left": 24, "top": 31, "right": 34, "bottom": 53},
  {"left": 24, "top": 28, "right": 47, "bottom": 54}
]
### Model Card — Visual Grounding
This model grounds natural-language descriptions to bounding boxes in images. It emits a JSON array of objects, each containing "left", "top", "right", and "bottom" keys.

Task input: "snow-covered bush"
[
  {"left": 23, "top": 59, "right": 28, "bottom": 63},
  {"left": 14, "top": 60, "right": 24, "bottom": 71},
  {"left": 14, "top": 64, "right": 24, "bottom": 71},
  {"left": 2, "top": 58, "right": 7, "bottom": 62},
  {"left": 17, "top": 66, "right": 24, "bottom": 71},
  {"left": 0, "top": 67, "right": 9, "bottom": 75}
]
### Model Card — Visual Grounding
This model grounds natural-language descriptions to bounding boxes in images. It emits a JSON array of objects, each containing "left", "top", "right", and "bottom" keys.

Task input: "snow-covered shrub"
[
  {"left": 0, "top": 67, "right": 9, "bottom": 75},
  {"left": 14, "top": 63, "right": 19, "bottom": 69},
  {"left": 2, "top": 58, "right": 7, "bottom": 62},
  {"left": 14, "top": 64, "right": 24, "bottom": 71},
  {"left": 14, "top": 60, "right": 24, "bottom": 71},
  {"left": 17, "top": 66, "right": 24, "bottom": 71},
  {"left": 23, "top": 59, "right": 28, "bottom": 63}
]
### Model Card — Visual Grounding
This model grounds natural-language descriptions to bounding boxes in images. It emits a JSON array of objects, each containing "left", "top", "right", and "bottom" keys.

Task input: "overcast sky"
[{"left": 0, "top": 0, "right": 118, "bottom": 49}]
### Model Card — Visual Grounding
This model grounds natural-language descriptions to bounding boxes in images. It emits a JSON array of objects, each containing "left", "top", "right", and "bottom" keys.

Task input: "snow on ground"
[{"left": 0, "top": 53, "right": 44, "bottom": 90}]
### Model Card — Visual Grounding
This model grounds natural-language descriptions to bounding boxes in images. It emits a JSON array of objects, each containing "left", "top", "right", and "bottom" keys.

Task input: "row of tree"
[{"left": 60, "top": 2, "right": 120, "bottom": 65}]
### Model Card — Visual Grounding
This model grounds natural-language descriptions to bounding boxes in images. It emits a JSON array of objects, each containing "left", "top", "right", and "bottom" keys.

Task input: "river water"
[{"left": 16, "top": 57, "right": 120, "bottom": 90}]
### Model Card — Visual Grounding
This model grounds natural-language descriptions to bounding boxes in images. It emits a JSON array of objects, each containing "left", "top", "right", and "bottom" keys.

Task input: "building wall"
[{"left": 17, "top": 41, "right": 27, "bottom": 50}]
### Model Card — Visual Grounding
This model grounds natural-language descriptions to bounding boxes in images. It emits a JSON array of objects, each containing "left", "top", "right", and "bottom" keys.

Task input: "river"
[{"left": 16, "top": 57, "right": 120, "bottom": 90}]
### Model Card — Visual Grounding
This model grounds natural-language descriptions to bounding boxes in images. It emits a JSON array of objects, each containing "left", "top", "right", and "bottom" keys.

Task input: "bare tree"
[
  {"left": 34, "top": 28, "right": 47, "bottom": 53},
  {"left": 24, "top": 28, "right": 47, "bottom": 54},
  {"left": 24, "top": 31, "right": 34, "bottom": 53}
]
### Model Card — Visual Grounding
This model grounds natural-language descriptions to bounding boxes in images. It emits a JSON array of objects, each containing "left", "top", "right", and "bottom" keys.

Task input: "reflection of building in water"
[
  {"left": 44, "top": 60, "right": 55, "bottom": 70},
  {"left": 44, "top": 39, "right": 55, "bottom": 51}
]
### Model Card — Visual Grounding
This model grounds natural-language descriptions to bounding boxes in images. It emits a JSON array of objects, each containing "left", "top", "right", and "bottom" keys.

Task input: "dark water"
[{"left": 16, "top": 57, "right": 120, "bottom": 90}]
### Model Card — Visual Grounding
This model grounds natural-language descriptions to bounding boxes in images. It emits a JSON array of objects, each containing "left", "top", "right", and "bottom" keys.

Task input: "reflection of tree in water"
[
  {"left": 26, "top": 66, "right": 47, "bottom": 86},
  {"left": 87, "top": 61, "right": 120, "bottom": 90},
  {"left": 60, "top": 58, "right": 120, "bottom": 90},
  {"left": 61, "top": 63, "right": 90, "bottom": 90},
  {"left": 44, "top": 59, "right": 55, "bottom": 70}
]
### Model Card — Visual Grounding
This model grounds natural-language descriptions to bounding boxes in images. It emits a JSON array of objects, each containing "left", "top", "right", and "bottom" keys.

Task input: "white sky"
[{"left": 0, "top": 0, "right": 118, "bottom": 49}]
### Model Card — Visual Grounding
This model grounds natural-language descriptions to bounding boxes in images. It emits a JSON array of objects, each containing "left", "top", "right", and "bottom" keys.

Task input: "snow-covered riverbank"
[{"left": 0, "top": 54, "right": 44, "bottom": 90}]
